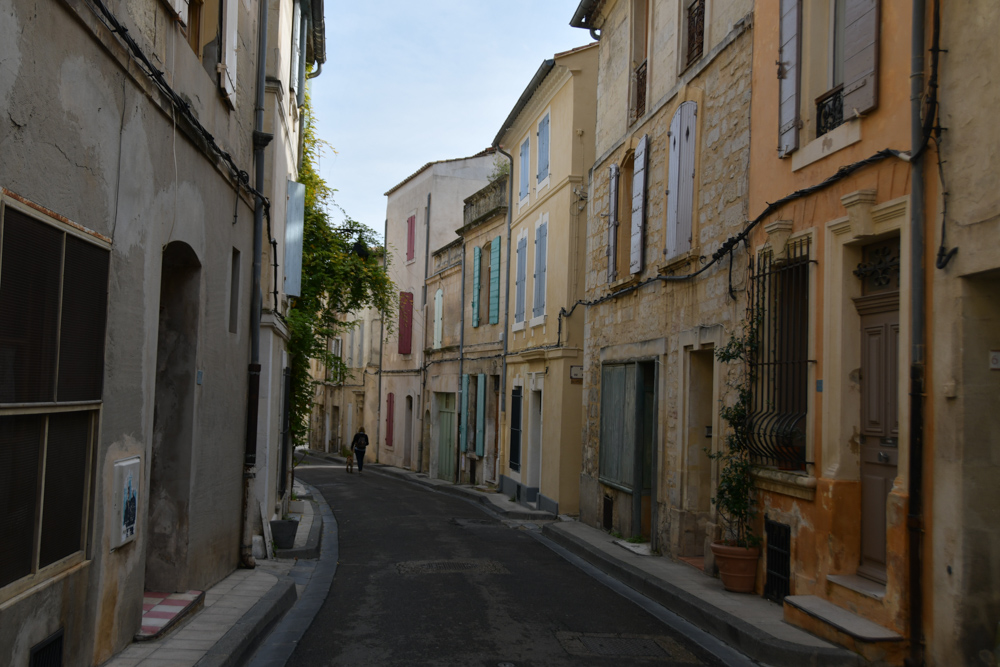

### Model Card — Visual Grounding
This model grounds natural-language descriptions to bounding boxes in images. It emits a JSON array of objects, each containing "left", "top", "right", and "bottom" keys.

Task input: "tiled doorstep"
[
  {"left": 136, "top": 591, "right": 204, "bottom": 640},
  {"left": 104, "top": 569, "right": 285, "bottom": 667}
]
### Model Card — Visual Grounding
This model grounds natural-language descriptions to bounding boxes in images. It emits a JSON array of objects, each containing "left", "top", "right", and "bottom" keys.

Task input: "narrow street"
[{"left": 286, "top": 457, "right": 734, "bottom": 667}]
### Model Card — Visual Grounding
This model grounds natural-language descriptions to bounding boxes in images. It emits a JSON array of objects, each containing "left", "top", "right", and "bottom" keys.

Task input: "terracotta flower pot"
[{"left": 710, "top": 542, "right": 760, "bottom": 593}]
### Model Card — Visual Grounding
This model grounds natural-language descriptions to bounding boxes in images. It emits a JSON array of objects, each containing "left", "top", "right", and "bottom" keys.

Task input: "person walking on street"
[{"left": 351, "top": 427, "right": 368, "bottom": 474}]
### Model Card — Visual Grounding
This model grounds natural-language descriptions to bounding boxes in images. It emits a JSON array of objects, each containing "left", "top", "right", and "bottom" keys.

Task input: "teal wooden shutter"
[
  {"left": 476, "top": 374, "right": 486, "bottom": 456},
  {"left": 460, "top": 374, "right": 469, "bottom": 451},
  {"left": 489, "top": 235, "right": 501, "bottom": 324},
  {"left": 472, "top": 246, "right": 481, "bottom": 328}
]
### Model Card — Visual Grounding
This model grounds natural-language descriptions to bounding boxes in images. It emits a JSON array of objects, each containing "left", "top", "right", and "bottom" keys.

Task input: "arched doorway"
[{"left": 146, "top": 242, "right": 201, "bottom": 593}]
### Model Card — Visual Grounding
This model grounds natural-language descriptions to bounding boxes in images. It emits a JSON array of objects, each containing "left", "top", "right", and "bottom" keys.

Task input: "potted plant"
[{"left": 707, "top": 316, "right": 762, "bottom": 593}]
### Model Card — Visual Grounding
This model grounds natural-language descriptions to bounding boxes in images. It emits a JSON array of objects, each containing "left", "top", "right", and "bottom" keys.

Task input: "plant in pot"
[{"left": 707, "top": 315, "right": 762, "bottom": 593}]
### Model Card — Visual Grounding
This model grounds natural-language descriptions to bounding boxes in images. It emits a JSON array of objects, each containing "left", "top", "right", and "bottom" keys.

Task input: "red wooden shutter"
[
  {"left": 406, "top": 215, "right": 416, "bottom": 261},
  {"left": 398, "top": 291, "right": 413, "bottom": 354},
  {"left": 386, "top": 392, "right": 395, "bottom": 448}
]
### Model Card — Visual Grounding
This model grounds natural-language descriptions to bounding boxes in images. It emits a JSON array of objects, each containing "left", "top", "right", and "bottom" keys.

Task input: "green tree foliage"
[{"left": 286, "top": 96, "right": 395, "bottom": 446}]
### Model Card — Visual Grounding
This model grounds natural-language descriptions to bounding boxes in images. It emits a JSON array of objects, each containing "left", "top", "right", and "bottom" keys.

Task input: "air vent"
[
  {"left": 602, "top": 495, "right": 614, "bottom": 531},
  {"left": 29, "top": 628, "right": 63, "bottom": 667},
  {"left": 764, "top": 516, "right": 792, "bottom": 602}
]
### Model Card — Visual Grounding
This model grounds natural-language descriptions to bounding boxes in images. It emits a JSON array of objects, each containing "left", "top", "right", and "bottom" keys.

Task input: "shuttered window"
[
  {"left": 842, "top": 0, "right": 879, "bottom": 116},
  {"left": 489, "top": 236, "right": 501, "bottom": 324},
  {"left": 778, "top": 0, "right": 801, "bottom": 157},
  {"left": 533, "top": 219, "right": 547, "bottom": 318},
  {"left": 0, "top": 201, "right": 108, "bottom": 596},
  {"left": 476, "top": 373, "right": 486, "bottom": 457},
  {"left": 537, "top": 114, "right": 550, "bottom": 183},
  {"left": 514, "top": 237, "right": 527, "bottom": 323},
  {"left": 509, "top": 386, "right": 522, "bottom": 471},
  {"left": 433, "top": 289, "right": 443, "bottom": 349},
  {"left": 460, "top": 374, "right": 469, "bottom": 451},
  {"left": 608, "top": 165, "right": 620, "bottom": 283},
  {"left": 519, "top": 138, "right": 530, "bottom": 201},
  {"left": 386, "top": 393, "right": 395, "bottom": 448},
  {"left": 406, "top": 215, "right": 416, "bottom": 261},
  {"left": 398, "top": 292, "right": 413, "bottom": 355},
  {"left": 358, "top": 321, "right": 365, "bottom": 366},
  {"left": 220, "top": 0, "right": 239, "bottom": 102},
  {"left": 472, "top": 246, "right": 481, "bottom": 328},
  {"left": 629, "top": 134, "right": 648, "bottom": 275},
  {"left": 666, "top": 103, "right": 697, "bottom": 258}
]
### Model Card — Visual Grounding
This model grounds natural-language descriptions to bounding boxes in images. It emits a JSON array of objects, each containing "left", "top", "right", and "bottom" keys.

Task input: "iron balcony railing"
[
  {"left": 816, "top": 85, "right": 844, "bottom": 137},
  {"left": 633, "top": 60, "right": 648, "bottom": 121}
]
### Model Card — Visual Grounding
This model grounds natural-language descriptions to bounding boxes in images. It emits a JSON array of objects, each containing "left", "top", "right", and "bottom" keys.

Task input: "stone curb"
[
  {"left": 274, "top": 500, "right": 323, "bottom": 560},
  {"left": 192, "top": 576, "right": 297, "bottom": 667},
  {"left": 541, "top": 522, "right": 864, "bottom": 667},
  {"left": 246, "top": 479, "right": 339, "bottom": 667}
]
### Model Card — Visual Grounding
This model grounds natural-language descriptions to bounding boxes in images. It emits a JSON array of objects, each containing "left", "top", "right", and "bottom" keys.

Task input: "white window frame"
[{"left": 536, "top": 110, "right": 552, "bottom": 193}]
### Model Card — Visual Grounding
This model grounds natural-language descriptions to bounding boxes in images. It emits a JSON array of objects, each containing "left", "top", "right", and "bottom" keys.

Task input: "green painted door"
[{"left": 437, "top": 393, "right": 457, "bottom": 482}]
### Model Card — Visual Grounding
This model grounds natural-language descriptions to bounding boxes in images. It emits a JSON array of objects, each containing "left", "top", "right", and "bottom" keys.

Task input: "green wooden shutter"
[
  {"left": 476, "top": 374, "right": 486, "bottom": 456},
  {"left": 472, "top": 246, "right": 481, "bottom": 328},
  {"left": 490, "top": 235, "right": 501, "bottom": 324},
  {"left": 460, "top": 374, "right": 469, "bottom": 451}
]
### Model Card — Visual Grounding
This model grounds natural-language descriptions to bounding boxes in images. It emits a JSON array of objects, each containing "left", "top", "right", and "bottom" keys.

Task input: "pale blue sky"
[{"left": 309, "top": 1, "right": 592, "bottom": 240}]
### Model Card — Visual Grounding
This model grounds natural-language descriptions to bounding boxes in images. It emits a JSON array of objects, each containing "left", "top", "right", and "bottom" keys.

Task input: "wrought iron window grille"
[
  {"left": 816, "top": 85, "right": 844, "bottom": 137},
  {"left": 854, "top": 243, "right": 900, "bottom": 290},
  {"left": 632, "top": 61, "right": 648, "bottom": 122},
  {"left": 686, "top": 0, "right": 706, "bottom": 68}
]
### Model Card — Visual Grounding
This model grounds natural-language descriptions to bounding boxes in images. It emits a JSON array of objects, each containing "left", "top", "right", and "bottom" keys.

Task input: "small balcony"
[
  {"left": 816, "top": 85, "right": 844, "bottom": 137},
  {"left": 463, "top": 176, "right": 508, "bottom": 228}
]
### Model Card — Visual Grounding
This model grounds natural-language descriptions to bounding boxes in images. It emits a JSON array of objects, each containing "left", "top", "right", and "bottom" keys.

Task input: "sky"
[{"left": 308, "top": 1, "right": 593, "bottom": 240}]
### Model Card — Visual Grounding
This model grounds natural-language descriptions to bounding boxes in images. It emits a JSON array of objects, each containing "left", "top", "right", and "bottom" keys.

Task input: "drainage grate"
[
  {"left": 395, "top": 559, "right": 509, "bottom": 576},
  {"left": 556, "top": 632, "right": 699, "bottom": 662},
  {"left": 764, "top": 516, "right": 792, "bottom": 602},
  {"left": 29, "top": 628, "right": 63, "bottom": 667},
  {"left": 581, "top": 635, "right": 666, "bottom": 657}
]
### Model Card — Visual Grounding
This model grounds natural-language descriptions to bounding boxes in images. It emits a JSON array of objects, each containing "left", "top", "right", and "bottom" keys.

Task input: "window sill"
[
  {"left": 529, "top": 314, "right": 546, "bottom": 328},
  {"left": 609, "top": 274, "right": 641, "bottom": 291},
  {"left": 512, "top": 321, "right": 525, "bottom": 333},
  {"left": 518, "top": 195, "right": 529, "bottom": 211},
  {"left": 536, "top": 176, "right": 550, "bottom": 193},
  {"left": 752, "top": 467, "right": 817, "bottom": 501},
  {"left": 658, "top": 247, "right": 701, "bottom": 275},
  {"left": 791, "top": 118, "right": 862, "bottom": 172}
]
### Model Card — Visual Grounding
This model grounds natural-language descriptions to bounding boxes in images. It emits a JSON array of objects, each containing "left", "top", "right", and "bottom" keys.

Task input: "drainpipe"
[
  {"left": 417, "top": 195, "right": 432, "bottom": 473},
  {"left": 905, "top": 0, "right": 927, "bottom": 664},
  {"left": 495, "top": 148, "right": 514, "bottom": 416},
  {"left": 241, "top": 0, "right": 272, "bottom": 569},
  {"left": 458, "top": 241, "right": 466, "bottom": 483},
  {"left": 376, "top": 218, "right": 386, "bottom": 463}
]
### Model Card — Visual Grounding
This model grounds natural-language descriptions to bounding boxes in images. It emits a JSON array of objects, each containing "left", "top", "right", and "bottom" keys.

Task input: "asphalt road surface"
[{"left": 290, "top": 458, "right": 731, "bottom": 667}]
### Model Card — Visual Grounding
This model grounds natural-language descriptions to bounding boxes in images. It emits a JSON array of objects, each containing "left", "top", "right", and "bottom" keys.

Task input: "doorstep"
[
  {"left": 135, "top": 590, "right": 204, "bottom": 641},
  {"left": 784, "top": 595, "right": 905, "bottom": 666}
]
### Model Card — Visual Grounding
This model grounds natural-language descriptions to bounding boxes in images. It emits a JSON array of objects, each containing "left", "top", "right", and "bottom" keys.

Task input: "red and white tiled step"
[{"left": 135, "top": 590, "right": 204, "bottom": 641}]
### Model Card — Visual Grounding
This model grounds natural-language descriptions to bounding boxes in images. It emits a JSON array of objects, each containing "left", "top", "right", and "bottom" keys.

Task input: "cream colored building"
[{"left": 495, "top": 44, "right": 598, "bottom": 515}]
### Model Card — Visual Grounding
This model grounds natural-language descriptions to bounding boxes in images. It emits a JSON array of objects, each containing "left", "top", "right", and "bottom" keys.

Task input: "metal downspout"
[
  {"left": 241, "top": 0, "right": 271, "bottom": 569},
  {"left": 458, "top": 243, "right": 466, "bottom": 483},
  {"left": 376, "top": 218, "right": 386, "bottom": 463},
  {"left": 906, "top": 0, "right": 927, "bottom": 664},
  {"left": 496, "top": 148, "right": 514, "bottom": 416},
  {"left": 418, "top": 195, "right": 432, "bottom": 473}
]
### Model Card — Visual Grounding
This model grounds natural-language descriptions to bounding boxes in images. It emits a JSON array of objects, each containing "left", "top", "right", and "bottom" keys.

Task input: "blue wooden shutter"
[
  {"left": 515, "top": 238, "right": 526, "bottom": 322},
  {"left": 489, "top": 235, "right": 501, "bottom": 324},
  {"left": 630, "top": 134, "right": 648, "bottom": 275},
  {"left": 476, "top": 374, "right": 486, "bottom": 456},
  {"left": 537, "top": 114, "right": 550, "bottom": 182},
  {"left": 519, "top": 138, "right": 530, "bottom": 200},
  {"left": 608, "top": 165, "right": 619, "bottom": 282},
  {"left": 533, "top": 222, "right": 547, "bottom": 317},
  {"left": 778, "top": 0, "right": 801, "bottom": 157},
  {"left": 472, "top": 246, "right": 481, "bottom": 328},
  {"left": 460, "top": 374, "right": 469, "bottom": 451}
]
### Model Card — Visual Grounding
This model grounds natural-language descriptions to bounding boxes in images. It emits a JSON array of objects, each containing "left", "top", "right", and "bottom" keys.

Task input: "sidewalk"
[{"left": 309, "top": 451, "right": 862, "bottom": 667}]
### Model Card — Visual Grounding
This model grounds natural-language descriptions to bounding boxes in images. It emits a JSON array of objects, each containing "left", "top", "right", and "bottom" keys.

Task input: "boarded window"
[
  {"left": 629, "top": 134, "right": 648, "bottom": 275},
  {"left": 398, "top": 292, "right": 413, "bottom": 355},
  {"left": 489, "top": 236, "right": 501, "bottom": 324},
  {"left": 519, "top": 137, "right": 530, "bottom": 201},
  {"left": 406, "top": 215, "right": 416, "bottom": 261},
  {"left": 386, "top": 392, "right": 395, "bottom": 448},
  {"left": 472, "top": 246, "right": 482, "bottom": 328},
  {"left": 509, "top": 386, "right": 522, "bottom": 471},
  {"left": 533, "top": 220, "right": 547, "bottom": 318},
  {"left": 599, "top": 363, "right": 654, "bottom": 493},
  {"left": 537, "top": 114, "right": 550, "bottom": 183},
  {"left": 607, "top": 165, "right": 620, "bottom": 283},
  {"left": 778, "top": 0, "right": 801, "bottom": 156},
  {"left": 666, "top": 103, "right": 696, "bottom": 258},
  {"left": 514, "top": 237, "right": 527, "bottom": 323}
]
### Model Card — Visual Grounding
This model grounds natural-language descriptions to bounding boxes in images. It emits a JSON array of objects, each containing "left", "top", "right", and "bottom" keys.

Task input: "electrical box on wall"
[{"left": 112, "top": 457, "right": 140, "bottom": 550}]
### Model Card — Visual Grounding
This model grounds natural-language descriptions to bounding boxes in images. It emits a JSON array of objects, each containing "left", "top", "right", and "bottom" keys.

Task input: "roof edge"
[
  {"left": 569, "top": 0, "right": 601, "bottom": 29},
  {"left": 491, "top": 59, "right": 556, "bottom": 148}
]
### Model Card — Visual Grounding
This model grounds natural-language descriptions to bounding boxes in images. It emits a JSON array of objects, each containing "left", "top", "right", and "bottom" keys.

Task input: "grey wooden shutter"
[
  {"left": 666, "top": 110, "right": 682, "bottom": 257},
  {"left": 677, "top": 102, "right": 696, "bottom": 256},
  {"left": 533, "top": 222, "right": 547, "bottom": 317},
  {"left": 515, "top": 238, "right": 526, "bottom": 322},
  {"left": 778, "top": 0, "right": 801, "bottom": 157},
  {"left": 608, "top": 165, "right": 619, "bottom": 282},
  {"left": 519, "top": 139, "right": 530, "bottom": 200},
  {"left": 220, "top": 0, "right": 239, "bottom": 101},
  {"left": 434, "top": 289, "right": 443, "bottom": 348},
  {"left": 842, "top": 0, "right": 879, "bottom": 116},
  {"left": 630, "top": 135, "right": 648, "bottom": 274}
]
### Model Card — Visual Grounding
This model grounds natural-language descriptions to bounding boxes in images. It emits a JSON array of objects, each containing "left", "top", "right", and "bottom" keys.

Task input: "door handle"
[{"left": 878, "top": 451, "right": 890, "bottom": 464}]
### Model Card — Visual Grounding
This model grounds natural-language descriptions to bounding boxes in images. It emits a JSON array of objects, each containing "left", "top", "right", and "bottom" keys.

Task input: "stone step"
[{"left": 784, "top": 595, "right": 905, "bottom": 665}]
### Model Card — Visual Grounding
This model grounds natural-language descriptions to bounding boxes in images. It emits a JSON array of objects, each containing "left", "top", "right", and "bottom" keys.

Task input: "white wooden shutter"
[
  {"left": 220, "top": 0, "right": 239, "bottom": 101},
  {"left": 677, "top": 102, "right": 697, "bottom": 256},
  {"left": 290, "top": 0, "right": 302, "bottom": 102},
  {"left": 164, "top": 0, "right": 189, "bottom": 26},
  {"left": 608, "top": 165, "right": 619, "bottom": 283},
  {"left": 666, "top": 110, "right": 682, "bottom": 257},
  {"left": 533, "top": 221, "right": 547, "bottom": 317},
  {"left": 778, "top": 0, "right": 801, "bottom": 157},
  {"left": 629, "top": 134, "right": 648, "bottom": 275},
  {"left": 842, "top": 0, "right": 879, "bottom": 116},
  {"left": 434, "top": 289, "right": 443, "bottom": 348}
]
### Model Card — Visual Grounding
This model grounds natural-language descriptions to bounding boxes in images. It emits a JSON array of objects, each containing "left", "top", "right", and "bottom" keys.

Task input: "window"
[
  {"left": 537, "top": 113, "right": 550, "bottom": 184},
  {"left": 358, "top": 320, "right": 365, "bottom": 366},
  {"left": 666, "top": 102, "right": 697, "bottom": 258},
  {"left": 406, "top": 215, "right": 416, "bottom": 262},
  {"left": 509, "top": 386, "right": 522, "bottom": 471},
  {"left": 168, "top": 0, "right": 239, "bottom": 103},
  {"left": 683, "top": 0, "right": 706, "bottom": 70},
  {"left": 489, "top": 236, "right": 501, "bottom": 325},
  {"left": 598, "top": 362, "right": 654, "bottom": 492},
  {"left": 746, "top": 238, "right": 811, "bottom": 470},
  {"left": 0, "top": 199, "right": 109, "bottom": 599},
  {"left": 630, "top": 0, "right": 650, "bottom": 122},
  {"left": 472, "top": 246, "right": 482, "bottom": 328},
  {"left": 532, "top": 216, "right": 548, "bottom": 318},
  {"left": 519, "top": 137, "right": 530, "bottom": 202},
  {"left": 398, "top": 291, "right": 413, "bottom": 355},
  {"left": 289, "top": 0, "right": 308, "bottom": 108},
  {"left": 629, "top": 135, "right": 648, "bottom": 275},
  {"left": 433, "top": 288, "right": 443, "bottom": 349},
  {"left": 228, "top": 248, "right": 240, "bottom": 334},
  {"left": 514, "top": 235, "right": 527, "bottom": 324}
]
